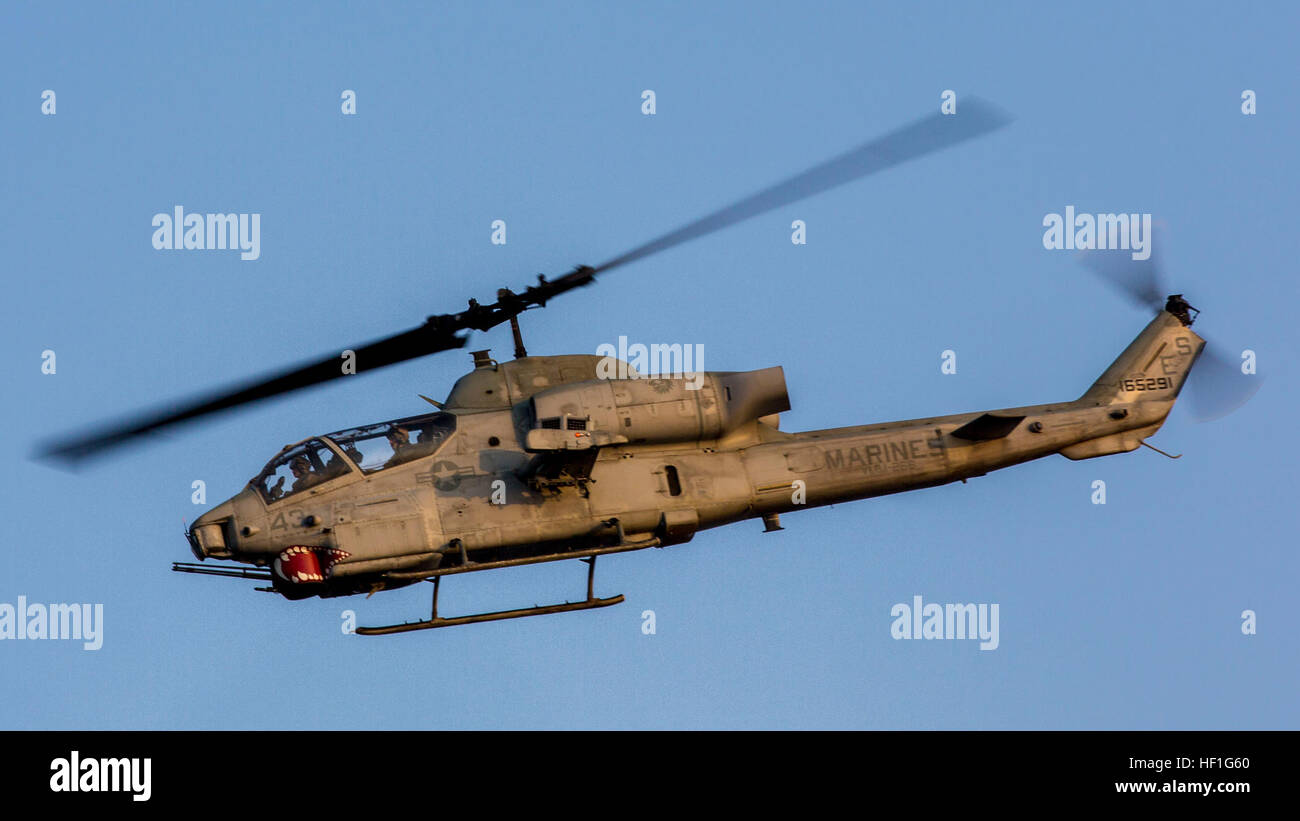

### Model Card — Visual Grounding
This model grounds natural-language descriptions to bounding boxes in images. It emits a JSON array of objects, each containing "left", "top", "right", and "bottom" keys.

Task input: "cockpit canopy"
[
  {"left": 253, "top": 411, "right": 457, "bottom": 503},
  {"left": 326, "top": 411, "right": 456, "bottom": 474}
]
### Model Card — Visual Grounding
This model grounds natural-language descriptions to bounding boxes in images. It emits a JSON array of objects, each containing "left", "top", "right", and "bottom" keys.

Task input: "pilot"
[
  {"left": 412, "top": 422, "right": 442, "bottom": 456},
  {"left": 289, "top": 456, "right": 319, "bottom": 492},
  {"left": 383, "top": 426, "right": 413, "bottom": 468}
]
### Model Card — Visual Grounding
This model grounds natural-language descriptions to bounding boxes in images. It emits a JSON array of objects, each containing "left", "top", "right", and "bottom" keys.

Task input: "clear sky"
[{"left": 2, "top": 1, "right": 1295, "bottom": 729}]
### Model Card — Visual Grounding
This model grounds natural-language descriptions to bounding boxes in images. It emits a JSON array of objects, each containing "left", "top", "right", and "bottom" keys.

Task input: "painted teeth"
[
  {"left": 279, "top": 545, "right": 349, "bottom": 559},
  {"left": 322, "top": 549, "right": 350, "bottom": 578},
  {"left": 275, "top": 546, "right": 350, "bottom": 582},
  {"left": 279, "top": 545, "right": 336, "bottom": 560}
]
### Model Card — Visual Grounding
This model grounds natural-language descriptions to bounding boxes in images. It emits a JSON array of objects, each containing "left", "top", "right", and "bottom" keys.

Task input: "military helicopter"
[{"left": 41, "top": 100, "right": 1258, "bottom": 634}]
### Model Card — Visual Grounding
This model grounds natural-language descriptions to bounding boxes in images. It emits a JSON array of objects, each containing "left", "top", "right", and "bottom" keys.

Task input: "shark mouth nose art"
[{"left": 273, "top": 546, "right": 351, "bottom": 584}]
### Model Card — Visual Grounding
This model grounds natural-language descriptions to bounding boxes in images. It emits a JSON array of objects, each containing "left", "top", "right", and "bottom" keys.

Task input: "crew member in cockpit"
[
  {"left": 383, "top": 426, "right": 413, "bottom": 468},
  {"left": 289, "top": 456, "right": 319, "bottom": 492}
]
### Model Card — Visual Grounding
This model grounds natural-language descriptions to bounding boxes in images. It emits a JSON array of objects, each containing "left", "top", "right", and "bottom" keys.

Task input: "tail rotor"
[{"left": 1077, "top": 224, "right": 1261, "bottom": 422}]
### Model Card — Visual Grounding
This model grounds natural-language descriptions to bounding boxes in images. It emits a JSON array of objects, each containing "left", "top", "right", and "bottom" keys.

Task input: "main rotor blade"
[
  {"left": 39, "top": 322, "right": 467, "bottom": 464},
  {"left": 592, "top": 97, "right": 1012, "bottom": 274},
  {"left": 42, "top": 99, "right": 1013, "bottom": 464}
]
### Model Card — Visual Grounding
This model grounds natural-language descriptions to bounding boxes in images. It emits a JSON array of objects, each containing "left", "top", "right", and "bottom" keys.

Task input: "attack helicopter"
[{"left": 41, "top": 99, "right": 1259, "bottom": 634}]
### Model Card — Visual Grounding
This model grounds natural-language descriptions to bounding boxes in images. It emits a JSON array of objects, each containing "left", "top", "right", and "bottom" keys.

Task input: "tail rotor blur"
[{"left": 1076, "top": 224, "right": 1261, "bottom": 422}]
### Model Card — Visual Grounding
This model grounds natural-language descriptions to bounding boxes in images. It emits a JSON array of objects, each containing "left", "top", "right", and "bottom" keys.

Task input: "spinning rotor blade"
[
  {"left": 42, "top": 99, "right": 1013, "bottom": 464},
  {"left": 38, "top": 266, "right": 611, "bottom": 464},
  {"left": 1076, "top": 225, "right": 1261, "bottom": 422},
  {"left": 593, "top": 97, "right": 1012, "bottom": 274},
  {"left": 1185, "top": 342, "right": 1262, "bottom": 423},
  {"left": 39, "top": 321, "right": 469, "bottom": 463},
  {"left": 1075, "top": 236, "right": 1165, "bottom": 312}
]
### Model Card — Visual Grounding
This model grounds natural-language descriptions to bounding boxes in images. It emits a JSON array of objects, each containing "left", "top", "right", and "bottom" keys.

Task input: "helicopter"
[{"left": 41, "top": 99, "right": 1259, "bottom": 634}]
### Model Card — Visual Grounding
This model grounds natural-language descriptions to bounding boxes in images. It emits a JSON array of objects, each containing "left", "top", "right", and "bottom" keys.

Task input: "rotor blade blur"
[
  {"left": 1075, "top": 221, "right": 1166, "bottom": 311},
  {"left": 43, "top": 100, "right": 1013, "bottom": 464},
  {"left": 592, "top": 98, "right": 1012, "bottom": 275},
  {"left": 39, "top": 323, "right": 467, "bottom": 464},
  {"left": 1187, "top": 341, "right": 1262, "bottom": 422}
]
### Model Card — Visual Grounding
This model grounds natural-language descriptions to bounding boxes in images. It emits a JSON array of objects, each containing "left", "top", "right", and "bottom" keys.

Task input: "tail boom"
[{"left": 738, "top": 307, "right": 1203, "bottom": 515}]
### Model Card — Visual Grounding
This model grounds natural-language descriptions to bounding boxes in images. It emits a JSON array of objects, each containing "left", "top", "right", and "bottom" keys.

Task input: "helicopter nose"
[{"left": 188, "top": 501, "right": 236, "bottom": 560}]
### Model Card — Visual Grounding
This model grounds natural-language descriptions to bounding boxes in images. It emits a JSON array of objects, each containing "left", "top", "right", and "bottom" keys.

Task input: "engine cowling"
[{"left": 523, "top": 367, "right": 789, "bottom": 451}]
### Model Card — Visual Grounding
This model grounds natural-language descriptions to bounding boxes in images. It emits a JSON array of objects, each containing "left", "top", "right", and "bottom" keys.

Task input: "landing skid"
[{"left": 355, "top": 556, "right": 622, "bottom": 635}]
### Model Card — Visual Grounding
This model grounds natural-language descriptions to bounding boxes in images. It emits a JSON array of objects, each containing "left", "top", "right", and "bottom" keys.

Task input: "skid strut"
[{"left": 355, "top": 556, "right": 623, "bottom": 635}]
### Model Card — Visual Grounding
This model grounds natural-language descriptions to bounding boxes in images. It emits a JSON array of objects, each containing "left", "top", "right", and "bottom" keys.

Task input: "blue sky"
[{"left": 1, "top": 1, "right": 1295, "bottom": 729}]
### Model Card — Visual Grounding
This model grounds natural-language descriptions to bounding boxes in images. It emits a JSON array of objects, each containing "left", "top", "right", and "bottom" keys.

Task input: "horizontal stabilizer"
[{"left": 950, "top": 413, "right": 1025, "bottom": 441}]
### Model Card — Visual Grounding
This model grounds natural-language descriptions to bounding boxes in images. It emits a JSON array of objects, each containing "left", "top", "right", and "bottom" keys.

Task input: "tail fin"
[{"left": 1079, "top": 309, "right": 1206, "bottom": 406}]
